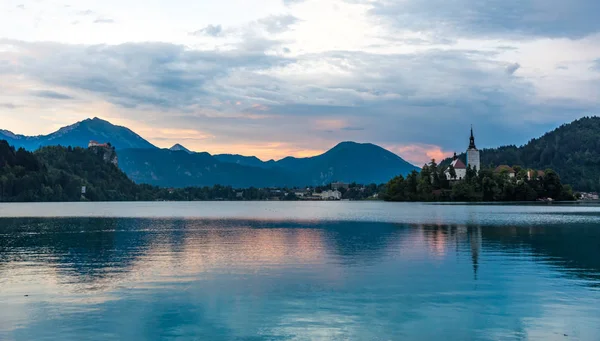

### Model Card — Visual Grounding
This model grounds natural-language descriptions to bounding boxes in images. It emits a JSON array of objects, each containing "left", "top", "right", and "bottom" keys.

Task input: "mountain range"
[
  {"left": 1, "top": 117, "right": 419, "bottom": 187},
  {"left": 3, "top": 116, "right": 600, "bottom": 190}
]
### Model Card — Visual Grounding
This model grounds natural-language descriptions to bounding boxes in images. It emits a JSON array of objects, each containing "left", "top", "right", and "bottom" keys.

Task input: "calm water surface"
[{"left": 0, "top": 202, "right": 599, "bottom": 340}]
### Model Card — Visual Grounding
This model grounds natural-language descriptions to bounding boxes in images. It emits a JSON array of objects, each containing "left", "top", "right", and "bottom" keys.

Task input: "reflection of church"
[{"left": 445, "top": 127, "right": 481, "bottom": 181}]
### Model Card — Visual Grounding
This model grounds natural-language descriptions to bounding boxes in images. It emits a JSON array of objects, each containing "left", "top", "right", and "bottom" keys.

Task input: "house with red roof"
[
  {"left": 445, "top": 153, "right": 467, "bottom": 180},
  {"left": 494, "top": 165, "right": 516, "bottom": 178}
]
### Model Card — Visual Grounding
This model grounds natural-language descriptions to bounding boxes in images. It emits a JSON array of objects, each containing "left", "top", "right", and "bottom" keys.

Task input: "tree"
[
  {"left": 447, "top": 165, "right": 457, "bottom": 180},
  {"left": 542, "top": 169, "right": 562, "bottom": 199}
]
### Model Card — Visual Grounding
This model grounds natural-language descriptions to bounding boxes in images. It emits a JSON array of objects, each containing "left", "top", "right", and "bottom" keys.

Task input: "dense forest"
[
  {"left": 0, "top": 140, "right": 382, "bottom": 202},
  {"left": 0, "top": 141, "right": 143, "bottom": 201},
  {"left": 382, "top": 160, "right": 574, "bottom": 202},
  {"left": 441, "top": 116, "right": 600, "bottom": 192}
]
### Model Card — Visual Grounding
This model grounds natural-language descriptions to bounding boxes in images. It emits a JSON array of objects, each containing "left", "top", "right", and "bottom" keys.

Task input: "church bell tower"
[{"left": 466, "top": 126, "right": 480, "bottom": 172}]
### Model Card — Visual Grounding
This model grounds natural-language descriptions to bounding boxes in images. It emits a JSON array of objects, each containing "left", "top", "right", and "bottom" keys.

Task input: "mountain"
[
  {"left": 0, "top": 117, "right": 156, "bottom": 150},
  {"left": 275, "top": 142, "right": 419, "bottom": 185},
  {"left": 118, "top": 148, "right": 295, "bottom": 188},
  {"left": 442, "top": 116, "right": 600, "bottom": 192},
  {"left": 1, "top": 117, "right": 419, "bottom": 188},
  {"left": 169, "top": 144, "right": 192, "bottom": 153},
  {"left": 214, "top": 154, "right": 277, "bottom": 169},
  {"left": 118, "top": 142, "right": 418, "bottom": 188}
]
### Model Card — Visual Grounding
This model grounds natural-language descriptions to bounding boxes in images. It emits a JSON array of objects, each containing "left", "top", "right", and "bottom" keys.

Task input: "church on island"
[{"left": 445, "top": 127, "right": 481, "bottom": 181}]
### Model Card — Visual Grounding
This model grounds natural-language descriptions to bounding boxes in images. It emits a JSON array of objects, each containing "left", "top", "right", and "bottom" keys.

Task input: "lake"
[{"left": 0, "top": 202, "right": 599, "bottom": 340}]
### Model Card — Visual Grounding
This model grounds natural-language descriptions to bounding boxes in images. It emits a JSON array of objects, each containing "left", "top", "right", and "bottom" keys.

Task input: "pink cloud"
[{"left": 386, "top": 144, "right": 453, "bottom": 166}]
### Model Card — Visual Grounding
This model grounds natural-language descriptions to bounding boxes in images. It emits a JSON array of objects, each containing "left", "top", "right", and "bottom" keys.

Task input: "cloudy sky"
[{"left": 1, "top": 0, "right": 599, "bottom": 164}]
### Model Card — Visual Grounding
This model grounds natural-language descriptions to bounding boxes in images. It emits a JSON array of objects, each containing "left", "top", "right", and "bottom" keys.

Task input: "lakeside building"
[
  {"left": 445, "top": 127, "right": 481, "bottom": 181},
  {"left": 495, "top": 165, "right": 516, "bottom": 178},
  {"left": 527, "top": 169, "right": 545, "bottom": 181},
  {"left": 579, "top": 192, "right": 599, "bottom": 200},
  {"left": 317, "top": 190, "right": 342, "bottom": 200},
  {"left": 448, "top": 154, "right": 467, "bottom": 180}
]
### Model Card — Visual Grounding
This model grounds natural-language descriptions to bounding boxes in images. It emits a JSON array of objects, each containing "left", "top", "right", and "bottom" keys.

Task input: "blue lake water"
[{"left": 0, "top": 202, "right": 599, "bottom": 340}]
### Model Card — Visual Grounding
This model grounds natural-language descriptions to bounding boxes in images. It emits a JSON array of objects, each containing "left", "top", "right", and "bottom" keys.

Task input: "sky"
[{"left": 0, "top": 0, "right": 599, "bottom": 164}]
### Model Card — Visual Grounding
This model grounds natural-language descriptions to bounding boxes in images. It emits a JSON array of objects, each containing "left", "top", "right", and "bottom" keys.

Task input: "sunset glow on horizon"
[{"left": 1, "top": 0, "right": 599, "bottom": 163}]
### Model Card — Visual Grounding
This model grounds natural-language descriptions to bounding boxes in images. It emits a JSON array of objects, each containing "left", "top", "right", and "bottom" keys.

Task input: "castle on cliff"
[{"left": 88, "top": 140, "right": 118, "bottom": 166}]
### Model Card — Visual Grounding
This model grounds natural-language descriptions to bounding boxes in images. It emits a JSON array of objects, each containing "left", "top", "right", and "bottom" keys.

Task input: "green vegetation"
[
  {"left": 382, "top": 160, "right": 574, "bottom": 202},
  {"left": 0, "top": 140, "right": 382, "bottom": 202},
  {"left": 442, "top": 116, "right": 600, "bottom": 192},
  {"left": 0, "top": 141, "right": 143, "bottom": 201}
]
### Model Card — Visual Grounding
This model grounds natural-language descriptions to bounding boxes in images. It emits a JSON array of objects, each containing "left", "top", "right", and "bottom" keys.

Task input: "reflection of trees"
[
  {"left": 0, "top": 218, "right": 331, "bottom": 289},
  {"left": 0, "top": 218, "right": 156, "bottom": 288},
  {"left": 481, "top": 223, "right": 600, "bottom": 283},
  {"left": 419, "top": 222, "right": 600, "bottom": 284},
  {"left": 418, "top": 225, "right": 481, "bottom": 279},
  {"left": 1, "top": 217, "right": 599, "bottom": 292}
]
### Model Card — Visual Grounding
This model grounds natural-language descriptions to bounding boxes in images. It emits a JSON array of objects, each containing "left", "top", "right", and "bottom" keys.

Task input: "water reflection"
[{"left": 0, "top": 218, "right": 599, "bottom": 340}]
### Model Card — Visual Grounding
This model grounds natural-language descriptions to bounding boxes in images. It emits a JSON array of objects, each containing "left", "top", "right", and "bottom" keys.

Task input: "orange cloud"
[
  {"left": 187, "top": 142, "right": 325, "bottom": 161},
  {"left": 386, "top": 144, "right": 453, "bottom": 166}
]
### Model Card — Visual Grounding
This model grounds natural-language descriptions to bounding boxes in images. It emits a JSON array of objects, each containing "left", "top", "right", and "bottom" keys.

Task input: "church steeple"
[
  {"left": 468, "top": 125, "right": 477, "bottom": 150},
  {"left": 466, "top": 125, "right": 481, "bottom": 171}
]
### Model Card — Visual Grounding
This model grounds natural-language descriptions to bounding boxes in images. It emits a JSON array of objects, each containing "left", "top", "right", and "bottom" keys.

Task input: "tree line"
[
  {"left": 382, "top": 159, "right": 574, "bottom": 202},
  {"left": 0, "top": 140, "right": 381, "bottom": 202}
]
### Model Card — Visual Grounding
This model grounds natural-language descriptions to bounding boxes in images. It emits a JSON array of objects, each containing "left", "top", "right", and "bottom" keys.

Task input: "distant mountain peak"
[
  {"left": 169, "top": 144, "right": 192, "bottom": 153},
  {"left": 1, "top": 117, "right": 157, "bottom": 150}
]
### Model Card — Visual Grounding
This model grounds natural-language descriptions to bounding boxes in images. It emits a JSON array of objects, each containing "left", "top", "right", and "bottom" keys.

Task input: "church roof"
[
  {"left": 495, "top": 165, "right": 515, "bottom": 173},
  {"left": 450, "top": 158, "right": 466, "bottom": 169}
]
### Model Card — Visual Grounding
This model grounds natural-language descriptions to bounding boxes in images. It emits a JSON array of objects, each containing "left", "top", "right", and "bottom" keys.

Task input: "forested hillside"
[
  {"left": 442, "top": 117, "right": 600, "bottom": 191},
  {"left": 0, "top": 140, "right": 145, "bottom": 201}
]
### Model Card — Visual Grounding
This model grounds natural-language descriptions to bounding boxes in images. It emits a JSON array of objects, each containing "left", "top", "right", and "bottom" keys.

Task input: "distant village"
[
  {"left": 246, "top": 182, "right": 380, "bottom": 201},
  {"left": 164, "top": 181, "right": 382, "bottom": 201}
]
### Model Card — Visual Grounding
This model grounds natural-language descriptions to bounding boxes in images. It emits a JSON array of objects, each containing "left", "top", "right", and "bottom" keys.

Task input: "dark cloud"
[
  {"left": 190, "top": 25, "right": 223, "bottom": 37},
  {"left": 31, "top": 90, "right": 74, "bottom": 100},
  {"left": 1, "top": 39, "right": 597, "bottom": 152},
  {"left": 364, "top": 0, "right": 600, "bottom": 39},
  {"left": 505, "top": 63, "right": 520, "bottom": 75},
  {"left": 259, "top": 15, "right": 299, "bottom": 34},
  {"left": 3, "top": 41, "right": 290, "bottom": 110}
]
